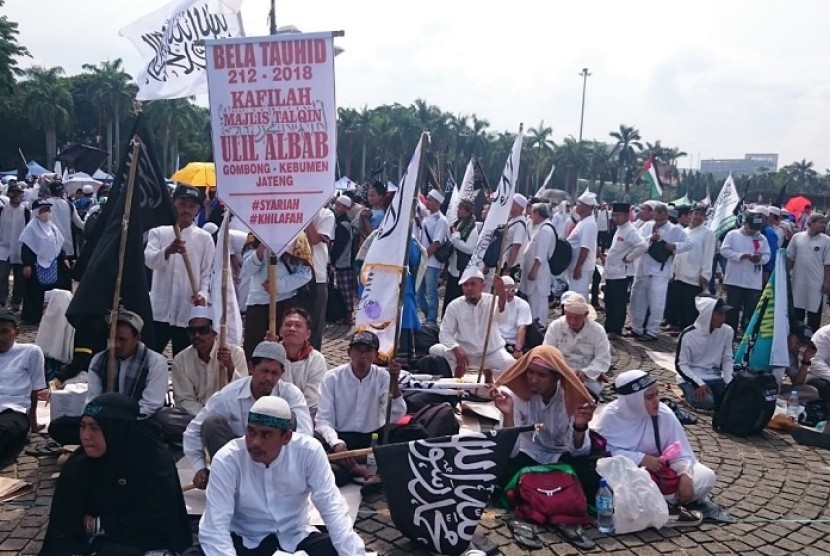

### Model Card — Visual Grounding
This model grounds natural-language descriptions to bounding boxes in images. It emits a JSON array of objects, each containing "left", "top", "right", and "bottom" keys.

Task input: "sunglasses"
[{"left": 187, "top": 325, "right": 213, "bottom": 336}]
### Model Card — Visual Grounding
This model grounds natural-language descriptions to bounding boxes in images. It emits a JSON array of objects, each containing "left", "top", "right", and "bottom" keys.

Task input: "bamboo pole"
[
  {"left": 219, "top": 211, "right": 231, "bottom": 386},
  {"left": 383, "top": 132, "right": 427, "bottom": 445},
  {"left": 107, "top": 136, "right": 141, "bottom": 392},
  {"left": 267, "top": 250, "right": 278, "bottom": 335},
  {"left": 174, "top": 224, "right": 199, "bottom": 296}
]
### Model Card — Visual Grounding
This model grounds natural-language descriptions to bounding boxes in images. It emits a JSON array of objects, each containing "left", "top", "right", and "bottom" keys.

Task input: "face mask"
[{"left": 37, "top": 212, "right": 51, "bottom": 222}]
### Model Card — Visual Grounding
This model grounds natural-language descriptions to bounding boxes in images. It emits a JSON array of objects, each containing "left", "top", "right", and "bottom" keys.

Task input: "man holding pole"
[
  {"left": 145, "top": 185, "right": 215, "bottom": 356},
  {"left": 305, "top": 207, "right": 335, "bottom": 350}
]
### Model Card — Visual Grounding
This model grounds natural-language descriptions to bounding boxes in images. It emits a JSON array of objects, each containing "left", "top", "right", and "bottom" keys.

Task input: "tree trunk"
[
  {"left": 113, "top": 103, "right": 121, "bottom": 170},
  {"left": 106, "top": 120, "right": 114, "bottom": 173},
  {"left": 45, "top": 127, "right": 54, "bottom": 168},
  {"left": 361, "top": 141, "right": 367, "bottom": 182}
]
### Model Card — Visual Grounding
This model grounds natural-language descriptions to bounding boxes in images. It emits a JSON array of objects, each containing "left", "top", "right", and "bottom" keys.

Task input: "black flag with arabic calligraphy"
[{"left": 375, "top": 426, "right": 533, "bottom": 555}]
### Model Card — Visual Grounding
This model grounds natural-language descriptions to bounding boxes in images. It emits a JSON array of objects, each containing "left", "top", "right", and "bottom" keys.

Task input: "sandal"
[
  {"left": 666, "top": 505, "right": 703, "bottom": 528},
  {"left": 687, "top": 498, "right": 738, "bottom": 524},
  {"left": 639, "top": 333, "right": 659, "bottom": 342},
  {"left": 24, "top": 439, "right": 63, "bottom": 457},
  {"left": 556, "top": 524, "right": 595, "bottom": 549},
  {"left": 502, "top": 515, "right": 542, "bottom": 550},
  {"left": 360, "top": 475, "right": 384, "bottom": 496}
]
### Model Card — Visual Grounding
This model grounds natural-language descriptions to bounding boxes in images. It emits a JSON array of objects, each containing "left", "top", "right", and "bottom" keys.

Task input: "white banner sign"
[
  {"left": 120, "top": 0, "right": 244, "bottom": 100},
  {"left": 206, "top": 32, "right": 337, "bottom": 255}
]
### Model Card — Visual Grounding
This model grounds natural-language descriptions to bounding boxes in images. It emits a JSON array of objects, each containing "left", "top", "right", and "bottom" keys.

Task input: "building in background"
[{"left": 700, "top": 153, "right": 779, "bottom": 180}]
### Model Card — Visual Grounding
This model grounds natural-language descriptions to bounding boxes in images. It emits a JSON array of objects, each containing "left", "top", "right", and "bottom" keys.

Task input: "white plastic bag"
[{"left": 596, "top": 455, "right": 669, "bottom": 534}]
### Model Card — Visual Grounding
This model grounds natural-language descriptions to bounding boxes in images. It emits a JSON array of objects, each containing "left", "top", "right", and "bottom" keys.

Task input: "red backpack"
[{"left": 504, "top": 464, "right": 591, "bottom": 526}]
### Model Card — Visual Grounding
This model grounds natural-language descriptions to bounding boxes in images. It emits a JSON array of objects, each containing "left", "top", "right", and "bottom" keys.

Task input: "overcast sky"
[{"left": 5, "top": 0, "right": 830, "bottom": 172}]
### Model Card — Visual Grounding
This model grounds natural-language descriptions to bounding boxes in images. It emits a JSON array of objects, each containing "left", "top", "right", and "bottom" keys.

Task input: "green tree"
[
  {"left": 781, "top": 159, "right": 817, "bottom": 189},
  {"left": 554, "top": 136, "right": 590, "bottom": 196},
  {"left": 610, "top": 124, "right": 643, "bottom": 192},
  {"left": 20, "top": 66, "right": 73, "bottom": 168},
  {"left": 526, "top": 120, "right": 555, "bottom": 191},
  {"left": 143, "top": 98, "right": 206, "bottom": 175},
  {"left": 0, "top": 0, "right": 30, "bottom": 100},
  {"left": 82, "top": 59, "right": 137, "bottom": 171}
]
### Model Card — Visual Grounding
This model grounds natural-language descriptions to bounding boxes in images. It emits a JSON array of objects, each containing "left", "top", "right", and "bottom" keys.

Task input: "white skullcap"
[
  {"left": 252, "top": 340, "right": 289, "bottom": 367},
  {"left": 82, "top": 184, "right": 94, "bottom": 194},
  {"left": 427, "top": 189, "right": 445, "bottom": 204},
  {"left": 188, "top": 305, "right": 214, "bottom": 322},
  {"left": 336, "top": 195, "right": 352, "bottom": 208},
  {"left": 202, "top": 222, "right": 219, "bottom": 235},
  {"left": 642, "top": 200, "right": 660, "bottom": 209},
  {"left": 768, "top": 206, "right": 781, "bottom": 216},
  {"left": 780, "top": 208, "right": 790, "bottom": 216},
  {"left": 755, "top": 205, "right": 769, "bottom": 216},
  {"left": 513, "top": 193, "right": 528, "bottom": 209},
  {"left": 560, "top": 290, "right": 597, "bottom": 320},
  {"left": 249, "top": 395, "right": 293, "bottom": 430},
  {"left": 501, "top": 276, "right": 516, "bottom": 288},
  {"left": 458, "top": 267, "right": 485, "bottom": 285},
  {"left": 577, "top": 191, "right": 598, "bottom": 206}
]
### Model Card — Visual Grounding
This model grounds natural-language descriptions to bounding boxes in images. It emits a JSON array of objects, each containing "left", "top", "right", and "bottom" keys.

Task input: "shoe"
[
  {"left": 638, "top": 333, "right": 659, "bottom": 342},
  {"left": 625, "top": 330, "right": 642, "bottom": 339},
  {"left": 666, "top": 505, "right": 703, "bottom": 528},
  {"left": 607, "top": 333, "right": 622, "bottom": 341}
]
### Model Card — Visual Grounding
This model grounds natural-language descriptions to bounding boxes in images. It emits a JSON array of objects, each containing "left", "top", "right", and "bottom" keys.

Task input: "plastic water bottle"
[
  {"left": 365, "top": 433, "right": 379, "bottom": 475},
  {"left": 787, "top": 390, "right": 800, "bottom": 420},
  {"left": 596, "top": 478, "right": 615, "bottom": 535}
]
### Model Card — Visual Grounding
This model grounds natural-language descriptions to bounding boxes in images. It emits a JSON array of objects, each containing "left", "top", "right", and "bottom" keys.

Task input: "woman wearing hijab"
[
  {"left": 19, "top": 201, "right": 68, "bottom": 325},
  {"left": 595, "top": 370, "right": 717, "bottom": 506},
  {"left": 492, "top": 345, "right": 600, "bottom": 498},
  {"left": 40, "top": 393, "right": 193, "bottom": 556}
]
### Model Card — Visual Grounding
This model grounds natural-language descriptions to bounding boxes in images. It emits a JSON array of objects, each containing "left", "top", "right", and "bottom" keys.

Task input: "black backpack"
[
  {"left": 483, "top": 220, "right": 527, "bottom": 268},
  {"left": 712, "top": 371, "right": 778, "bottom": 437},
  {"left": 410, "top": 402, "right": 460, "bottom": 438},
  {"left": 544, "top": 223, "right": 572, "bottom": 275}
]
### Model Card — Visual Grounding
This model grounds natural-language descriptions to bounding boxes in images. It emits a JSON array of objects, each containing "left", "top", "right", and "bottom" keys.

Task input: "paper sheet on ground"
[
  {"left": 646, "top": 350, "right": 677, "bottom": 373},
  {"left": 177, "top": 458, "right": 362, "bottom": 525}
]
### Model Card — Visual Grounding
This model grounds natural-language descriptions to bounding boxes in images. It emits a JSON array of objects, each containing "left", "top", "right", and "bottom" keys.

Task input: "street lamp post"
[{"left": 578, "top": 68, "right": 591, "bottom": 142}]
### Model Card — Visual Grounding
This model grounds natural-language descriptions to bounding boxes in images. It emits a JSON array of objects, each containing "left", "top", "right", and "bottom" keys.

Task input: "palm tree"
[
  {"left": 782, "top": 159, "right": 818, "bottom": 188},
  {"left": 468, "top": 115, "right": 490, "bottom": 159},
  {"left": 143, "top": 98, "right": 205, "bottom": 174},
  {"left": 20, "top": 66, "right": 73, "bottom": 167},
  {"left": 337, "top": 107, "right": 358, "bottom": 178},
  {"left": 82, "top": 59, "right": 136, "bottom": 171},
  {"left": 554, "top": 136, "right": 590, "bottom": 196},
  {"left": 355, "top": 105, "right": 378, "bottom": 181},
  {"left": 609, "top": 124, "right": 643, "bottom": 192},
  {"left": 586, "top": 141, "right": 613, "bottom": 199},
  {"left": 527, "top": 120, "right": 556, "bottom": 190}
]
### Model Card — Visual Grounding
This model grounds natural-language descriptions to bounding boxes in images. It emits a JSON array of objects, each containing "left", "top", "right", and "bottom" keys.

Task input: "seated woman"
[
  {"left": 39, "top": 394, "right": 192, "bottom": 556},
  {"left": 491, "top": 345, "right": 600, "bottom": 499},
  {"left": 595, "top": 370, "right": 717, "bottom": 506}
]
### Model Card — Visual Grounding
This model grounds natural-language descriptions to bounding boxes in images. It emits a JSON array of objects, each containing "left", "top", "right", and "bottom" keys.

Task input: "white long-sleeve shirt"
[
  {"left": 672, "top": 224, "right": 715, "bottom": 286},
  {"left": 720, "top": 228, "right": 770, "bottom": 290},
  {"left": 808, "top": 324, "right": 830, "bottom": 382},
  {"left": 242, "top": 251, "right": 312, "bottom": 306},
  {"left": 171, "top": 343, "right": 249, "bottom": 416},
  {"left": 676, "top": 325, "right": 735, "bottom": 386},
  {"left": 439, "top": 293, "right": 507, "bottom": 355},
  {"left": 543, "top": 317, "right": 611, "bottom": 381},
  {"left": 603, "top": 222, "right": 647, "bottom": 280},
  {"left": 184, "top": 376, "right": 313, "bottom": 470},
  {"left": 282, "top": 348, "right": 328, "bottom": 415},
  {"left": 635, "top": 221, "right": 691, "bottom": 278},
  {"left": 198, "top": 435, "right": 366, "bottom": 556},
  {"left": 86, "top": 348, "right": 168, "bottom": 417},
  {"left": 145, "top": 224, "right": 215, "bottom": 327},
  {"left": 315, "top": 363, "right": 406, "bottom": 448},
  {"left": 447, "top": 221, "right": 478, "bottom": 278}
]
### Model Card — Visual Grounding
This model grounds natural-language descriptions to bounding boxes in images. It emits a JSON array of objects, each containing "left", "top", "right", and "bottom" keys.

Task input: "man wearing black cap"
[
  {"left": 601, "top": 203, "right": 647, "bottom": 339},
  {"left": 0, "top": 308, "right": 47, "bottom": 457},
  {"left": 145, "top": 184, "right": 215, "bottom": 355},
  {"left": 719, "top": 212, "right": 771, "bottom": 333},
  {"left": 0, "top": 182, "right": 30, "bottom": 311},
  {"left": 667, "top": 203, "right": 715, "bottom": 331}
]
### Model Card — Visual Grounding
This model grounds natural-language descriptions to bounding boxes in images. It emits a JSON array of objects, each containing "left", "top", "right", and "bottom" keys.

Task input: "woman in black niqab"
[{"left": 40, "top": 393, "right": 193, "bottom": 555}]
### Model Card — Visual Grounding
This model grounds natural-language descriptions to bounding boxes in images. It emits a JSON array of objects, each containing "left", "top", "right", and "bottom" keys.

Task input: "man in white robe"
[
  {"left": 145, "top": 185, "right": 215, "bottom": 355},
  {"left": 194, "top": 396, "right": 366, "bottom": 556},
  {"left": 0, "top": 183, "right": 28, "bottom": 310},
  {"left": 565, "top": 191, "right": 599, "bottom": 300},
  {"left": 519, "top": 203, "right": 555, "bottom": 323},
  {"left": 787, "top": 213, "right": 830, "bottom": 332}
]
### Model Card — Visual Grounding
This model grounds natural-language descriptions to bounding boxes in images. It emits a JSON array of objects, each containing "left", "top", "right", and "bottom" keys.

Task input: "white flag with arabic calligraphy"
[
  {"left": 355, "top": 134, "right": 425, "bottom": 360},
  {"left": 446, "top": 158, "right": 476, "bottom": 222},
  {"left": 120, "top": 0, "right": 244, "bottom": 100},
  {"left": 465, "top": 130, "right": 523, "bottom": 273}
]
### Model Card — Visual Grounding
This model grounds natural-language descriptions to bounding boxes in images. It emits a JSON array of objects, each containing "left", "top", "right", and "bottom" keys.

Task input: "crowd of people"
[{"left": 1, "top": 171, "right": 829, "bottom": 554}]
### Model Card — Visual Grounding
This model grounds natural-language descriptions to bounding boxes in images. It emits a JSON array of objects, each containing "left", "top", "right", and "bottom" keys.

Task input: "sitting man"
[
  {"left": 189, "top": 396, "right": 366, "bottom": 556},
  {"left": 803, "top": 323, "right": 830, "bottom": 406},
  {"left": 492, "top": 345, "right": 599, "bottom": 500},
  {"left": 596, "top": 371, "right": 718, "bottom": 511},
  {"left": 429, "top": 268, "right": 514, "bottom": 379},
  {"left": 772, "top": 322, "right": 815, "bottom": 389},
  {"left": 0, "top": 308, "right": 47, "bottom": 458},
  {"left": 543, "top": 292, "right": 611, "bottom": 398},
  {"left": 157, "top": 306, "right": 248, "bottom": 439},
  {"left": 183, "top": 341, "right": 312, "bottom": 490},
  {"left": 315, "top": 331, "right": 410, "bottom": 490},
  {"left": 675, "top": 297, "right": 734, "bottom": 411},
  {"left": 48, "top": 309, "right": 168, "bottom": 446},
  {"left": 277, "top": 308, "right": 328, "bottom": 419},
  {"left": 498, "top": 276, "right": 533, "bottom": 359}
]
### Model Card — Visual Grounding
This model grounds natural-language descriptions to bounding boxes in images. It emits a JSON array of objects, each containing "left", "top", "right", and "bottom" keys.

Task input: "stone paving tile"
[{"left": 8, "top": 309, "right": 830, "bottom": 555}]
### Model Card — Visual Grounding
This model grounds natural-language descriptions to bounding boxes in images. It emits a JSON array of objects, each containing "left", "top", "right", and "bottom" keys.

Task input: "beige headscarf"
[{"left": 495, "top": 345, "right": 593, "bottom": 415}]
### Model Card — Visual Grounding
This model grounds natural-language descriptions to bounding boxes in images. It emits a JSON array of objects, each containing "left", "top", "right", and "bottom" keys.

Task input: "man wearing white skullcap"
[
  {"left": 157, "top": 305, "right": 248, "bottom": 439},
  {"left": 418, "top": 189, "right": 450, "bottom": 324},
  {"left": 499, "top": 194, "right": 529, "bottom": 280},
  {"left": 633, "top": 200, "right": 657, "bottom": 230},
  {"left": 196, "top": 396, "right": 367, "bottom": 555},
  {"left": 497, "top": 276, "right": 533, "bottom": 358},
  {"left": 565, "top": 191, "right": 599, "bottom": 299},
  {"left": 183, "top": 340, "right": 313, "bottom": 491}
]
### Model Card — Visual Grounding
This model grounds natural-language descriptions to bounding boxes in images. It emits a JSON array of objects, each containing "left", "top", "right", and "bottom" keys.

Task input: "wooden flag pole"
[
  {"left": 106, "top": 136, "right": 141, "bottom": 392},
  {"left": 174, "top": 224, "right": 199, "bottom": 296},
  {"left": 382, "top": 132, "right": 427, "bottom": 445},
  {"left": 219, "top": 212, "right": 231, "bottom": 386},
  {"left": 267, "top": 250, "right": 278, "bottom": 335}
]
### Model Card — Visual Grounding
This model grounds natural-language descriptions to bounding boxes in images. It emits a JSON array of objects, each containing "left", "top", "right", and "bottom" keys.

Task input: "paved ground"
[{"left": 5, "top": 318, "right": 830, "bottom": 555}]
